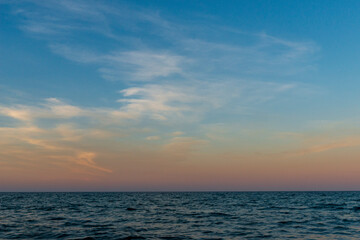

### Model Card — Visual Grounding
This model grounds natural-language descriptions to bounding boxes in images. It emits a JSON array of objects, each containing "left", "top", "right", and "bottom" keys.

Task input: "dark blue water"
[{"left": 1, "top": 192, "right": 360, "bottom": 239}]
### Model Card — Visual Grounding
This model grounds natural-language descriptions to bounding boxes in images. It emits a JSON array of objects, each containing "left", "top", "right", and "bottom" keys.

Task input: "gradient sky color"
[{"left": 1, "top": 0, "right": 360, "bottom": 191}]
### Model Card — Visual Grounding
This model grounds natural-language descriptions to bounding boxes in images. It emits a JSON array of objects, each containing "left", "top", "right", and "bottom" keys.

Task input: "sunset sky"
[{"left": 1, "top": 0, "right": 360, "bottom": 191}]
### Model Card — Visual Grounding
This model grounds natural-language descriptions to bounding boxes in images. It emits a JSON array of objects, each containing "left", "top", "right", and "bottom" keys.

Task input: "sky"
[{"left": 1, "top": 0, "right": 360, "bottom": 191}]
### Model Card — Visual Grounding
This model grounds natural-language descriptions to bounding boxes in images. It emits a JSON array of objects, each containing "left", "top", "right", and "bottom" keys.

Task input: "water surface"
[{"left": 1, "top": 192, "right": 360, "bottom": 239}]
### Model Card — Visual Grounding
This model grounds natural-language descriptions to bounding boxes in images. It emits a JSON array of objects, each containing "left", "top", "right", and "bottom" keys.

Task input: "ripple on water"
[{"left": 1, "top": 192, "right": 360, "bottom": 239}]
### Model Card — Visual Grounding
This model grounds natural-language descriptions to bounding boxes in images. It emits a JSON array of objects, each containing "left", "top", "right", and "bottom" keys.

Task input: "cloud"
[
  {"left": 0, "top": 106, "right": 33, "bottom": 121},
  {"left": 47, "top": 32, "right": 317, "bottom": 82},
  {"left": 281, "top": 137, "right": 360, "bottom": 159},
  {"left": 103, "top": 51, "right": 184, "bottom": 81},
  {"left": 146, "top": 136, "right": 160, "bottom": 140},
  {"left": 50, "top": 44, "right": 184, "bottom": 81},
  {"left": 75, "top": 152, "right": 112, "bottom": 173},
  {"left": 14, "top": 0, "right": 113, "bottom": 37},
  {"left": 178, "top": 32, "right": 317, "bottom": 78},
  {"left": 276, "top": 124, "right": 360, "bottom": 158},
  {"left": 0, "top": 77, "right": 300, "bottom": 128},
  {"left": 303, "top": 138, "right": 360, "bottom": 154},
  {"left": 0, "top": 0, "right": 323, "bottom": 185},
  {"left": 117, "top": 84, "right": 203, "bottom": 121},
  {"left": 0, "top": 86, "right": 201, "bottom": 124},
  {"left": 162, "top": 137, "right": 207, "bottom": 160},
  {"left": 7, "top": 0, "right": 319, "bottom": 83},
  {"left": 0, "top": 98, "right": 83, "bottom": 122},
  {"left": 49, "top": 44, "right": 100, "bottom": 64},
  {"left": 171, "top": 131, "right": 184, "bottom": 136},
  {"left": 45, "top": 98, "right": 84, "bottom": 118},
  {"left": 0, "top": 123, "right": 112, "bottom": 174}
]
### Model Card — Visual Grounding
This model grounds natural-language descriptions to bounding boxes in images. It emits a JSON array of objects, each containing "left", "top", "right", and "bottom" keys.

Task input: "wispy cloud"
[
  {"left": 284, "top": 137, "right": 360, "bottom": 158},
  {"left": 274, "top": 122, "right": 360, "bottom": 158},
  {"left": 8, "top": 0, "right": 318, "bottom": 83},
  {"left": 75, "top": 152, "right": 112, "bottom": 173},
  {"left": 118, "top": 84, "right": 201, "bottom": 121},
  {"left": 102, "top": 51, "right": 184, "bottom": 81},
  {"left": 0, "top": 0, "right": 323, "bottom": 185},
  {"left": 0, "top": 78, "right": 298, "bottom": 175},
  {"left": 14, "top": 0, "right": 113, "bottom": 36},
  {"left": 0, "top": 76, "right": 300, "bottom": 127},
  {"left": 162, "top": 137, "right": 207, "bottom": 160},
  {"left": 0, "top": 98, "right": 83, "bottom": 122},
  {"left": 171, "top": 131, "right": 184, "bottom": 136},
  {"left": 0, "top": 87, "right": 199, "bottom": 124},
  {"left": 0, "top": 124, "right": 112, "bottom": 174},
  {"left": 50, "top": 44, "right": 185, "bottom": 81},
  {"left": 146, "top": 136, "right": 160, "bottom": 141},
  {"left": 179, "top": 34, "right": 317, "bottom": 78}
]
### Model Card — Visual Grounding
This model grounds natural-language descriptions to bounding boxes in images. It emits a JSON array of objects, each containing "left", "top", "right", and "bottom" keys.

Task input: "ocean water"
[{"left": 1, "top": 192, "right": 360, "bottom": 239}]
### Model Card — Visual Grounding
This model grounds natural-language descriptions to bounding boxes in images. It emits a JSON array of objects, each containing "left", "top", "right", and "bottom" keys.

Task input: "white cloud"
[
  {"left": 0, "top": 78, "right": 299, "bottom": 127},
  {"left": 171, "top": 131, "right": 184, "bottom": 136},
  {"left": 0, "top": 98, "right": 84, "bottom": 122},
  {"left": 0, "top": 106, "right": 32, "bottom": 121},
  {"left": 45, "top": 98, "right": 84, "bottom": 118},
  {"left": 103, "top": 51, "right": 184, "bottom": 81},
  {"left": 49, "top": 44, "right": 99, "bottom": 64},
  {"left": 8, "top": 0, "right": 319, "bottom": 83},
  {"left": 117, "top": 84, "right": 200, "bottom": 121},
  {"left": 49, "top": 44, "right": 184, "bottom": 81},
  {"left": 146, "top": 136, "right": 160, "bottom": 140}
]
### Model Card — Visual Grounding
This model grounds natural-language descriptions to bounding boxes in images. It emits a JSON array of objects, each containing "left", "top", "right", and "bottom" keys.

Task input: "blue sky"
[{"left": 1, "top": 0, "right": 360, "bottom": 191}]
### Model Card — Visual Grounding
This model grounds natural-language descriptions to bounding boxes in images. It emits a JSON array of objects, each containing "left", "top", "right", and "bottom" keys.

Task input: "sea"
[{"left": 1, "top": 192, "right": 360, "bottom": 239}]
